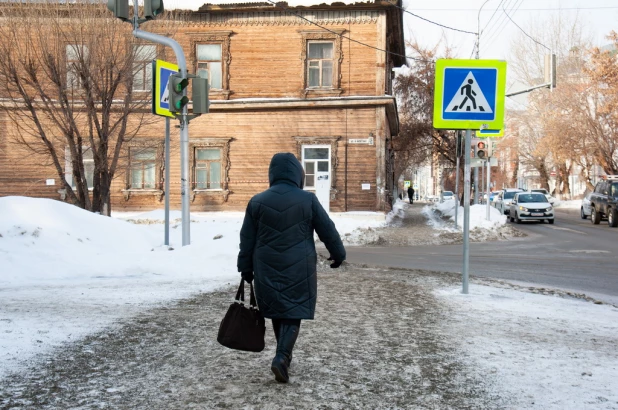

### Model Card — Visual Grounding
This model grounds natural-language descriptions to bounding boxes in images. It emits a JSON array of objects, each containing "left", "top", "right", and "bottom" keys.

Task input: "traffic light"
[
  {"left": 144, "top": 0, "right": 164, "bottom": 20},
  {"left": 476, "top": 140, "right": 488, "bottom": 159},
  {"left": 192, "top": 77, "right": 209, "bottom": 114},
  {"left": 168, "top": 74, "right": 189, "bottom": 113},
  {"left": 107, "top": 0, "right": 129, "bottom": 22}
]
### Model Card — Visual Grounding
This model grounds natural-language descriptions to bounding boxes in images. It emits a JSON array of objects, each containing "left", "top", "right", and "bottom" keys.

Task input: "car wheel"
[
  {"left": 580, "top": 207, "right": 587, "bottom": 219},
  {"left": 609, "top": 208, "right": 618, "bottom": 228},
  {"left": 515, "top": 214, "right": 521, "bottom": 224},
  {"left": 548, "top": 219, "right": 555, "bottom": 224},
  {"left": 591, "top": 207, "right": 601, "bottom": 225},
  {"left": 509, "top": 216, "right": 514, "bottom": 222}
]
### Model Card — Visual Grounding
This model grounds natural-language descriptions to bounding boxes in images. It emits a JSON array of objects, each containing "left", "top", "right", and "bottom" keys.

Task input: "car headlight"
[
  {"left": 545, "top": 207, "right": 552, "bottom": 212},
  {"left": 519, "top": 206, "right": 529, "bottom": 211}
]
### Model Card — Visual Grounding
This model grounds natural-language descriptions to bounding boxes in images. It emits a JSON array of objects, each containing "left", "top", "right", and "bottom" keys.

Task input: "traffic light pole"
[
  {"left": 133, "top": 27, "right": 191, "bottom": 246},
  {"left": 463, "top": 129, "right": 471, "bottom": 294},
  {"left": 486, "top": 158, "right": 491, "bottom": 221}
]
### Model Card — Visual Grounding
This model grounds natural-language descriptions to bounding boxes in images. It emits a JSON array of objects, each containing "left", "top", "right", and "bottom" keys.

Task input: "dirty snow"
[{"left": 1, "top": 196, "right": 617, "bottom": 409}]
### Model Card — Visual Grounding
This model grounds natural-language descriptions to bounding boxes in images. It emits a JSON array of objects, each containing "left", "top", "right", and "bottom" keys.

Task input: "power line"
[
  {"left": 408, "top": 6, "right": 618, "bottom": 11},
  {"left": 481, "top": 0, "right": 518, "bottom": 54},
  {"left": 483, "top": 0, "right": 525, "bottom": 53},
  {"left": 502, "top": 3, "right": 551, "bottom": 51},
  {"left": 394, "top": 4, "right": 476, "bottom": 35},
  {"left": 262, "top": 0, "right": 435, "bottom": 64},
  {"left": 482, "top": 0, "right": 505, "bottom": 33}
]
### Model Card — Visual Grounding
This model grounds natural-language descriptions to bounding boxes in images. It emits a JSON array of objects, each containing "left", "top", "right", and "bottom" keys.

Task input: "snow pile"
[
  {"left": 436, "top": 284, "right": 618, "bottom": 409},
  {"left": 423, "top": 200, "right": 506, "bottom": 232},
  {"left": 0, "top": 196, "right": 384, "bottom": 377}
]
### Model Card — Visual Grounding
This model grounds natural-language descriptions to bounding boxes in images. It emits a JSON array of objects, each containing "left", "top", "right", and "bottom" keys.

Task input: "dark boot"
[
  {"left": 272, "top": 319, "right": 292, "bottom": 366},
  {"left": 271, "top": 320, "right": 300, "bottom": 383}
]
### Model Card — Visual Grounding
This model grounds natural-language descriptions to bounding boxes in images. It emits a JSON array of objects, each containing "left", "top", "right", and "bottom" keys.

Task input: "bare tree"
[{"left": 0, "top": 1, "right": 166, "bottom": 215}]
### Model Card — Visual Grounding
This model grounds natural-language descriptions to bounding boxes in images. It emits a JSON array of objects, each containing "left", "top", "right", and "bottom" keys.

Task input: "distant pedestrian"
[
  {"left": 408, "top": 186, "right": 415, "bottom": 204},
  {"left": 237, "top": 153, "right": 346, "bottom": 383}
]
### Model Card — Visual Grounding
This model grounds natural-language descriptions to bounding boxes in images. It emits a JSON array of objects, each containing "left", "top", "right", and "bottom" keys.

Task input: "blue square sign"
[{"left": 442, "top": 68, "right": 497, "bottom": 121}]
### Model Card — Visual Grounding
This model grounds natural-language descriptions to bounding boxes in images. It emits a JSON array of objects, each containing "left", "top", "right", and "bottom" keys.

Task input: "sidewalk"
[{"left": 0, "top": 264, "right": 501, "bottom": 409}]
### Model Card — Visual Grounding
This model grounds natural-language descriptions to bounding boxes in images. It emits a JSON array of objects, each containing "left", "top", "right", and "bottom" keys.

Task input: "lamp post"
[{"left": 476, "top": 0, "right": 492, "bottom": 59}]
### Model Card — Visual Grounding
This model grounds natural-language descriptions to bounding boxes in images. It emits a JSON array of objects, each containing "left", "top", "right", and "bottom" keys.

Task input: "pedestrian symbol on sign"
[
  {"left": 445, "top": 72, "right": 492, "bottom": 114},
  {"left": 161, "top": 81, "right": 169, "bottom": 104}
]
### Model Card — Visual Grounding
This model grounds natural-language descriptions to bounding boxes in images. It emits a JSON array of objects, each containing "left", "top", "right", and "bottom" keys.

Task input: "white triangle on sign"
[
  {"left": 445, "top": 72, "right": 492, "bottom": 114},
  {"left": 161, "top": 80, "right": 170, "bottom": 104}
]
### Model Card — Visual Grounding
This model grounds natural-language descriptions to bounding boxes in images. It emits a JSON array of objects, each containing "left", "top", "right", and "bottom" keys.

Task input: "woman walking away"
[{"left": 237, "top": 152, "right": 346, "bottom": 383}]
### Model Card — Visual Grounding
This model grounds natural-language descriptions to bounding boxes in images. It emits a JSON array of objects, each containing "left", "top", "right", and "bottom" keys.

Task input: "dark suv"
[{"left": 589, "top": 176, "right": 618, "bottom": 227}]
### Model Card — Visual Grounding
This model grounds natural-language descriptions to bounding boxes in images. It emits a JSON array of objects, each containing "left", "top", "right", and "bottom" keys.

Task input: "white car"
[
  {"left": 440, "top": 191, "right": 454, "bottom": 202},
  {"left": 509, "top": 192, "right": 555, "bottom": 224},
  {"left": 580, "top": 192, "right": 592, "bottom": 219},
  {"left": 530, "top": 188, "right": 556, "bottom": 205},
  {"left": 494, "top": 188, "right": 524, "bottom": 215}
]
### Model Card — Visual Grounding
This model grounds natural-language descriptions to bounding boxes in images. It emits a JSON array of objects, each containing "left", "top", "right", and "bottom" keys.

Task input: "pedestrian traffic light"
[
  {"left": 476, "top": 140, "right": 488, "bottom": 159},
  {"left": 144, "top": 0, "right": 164, "bottom": 20},
  {"left": 107, "top": 0, "right": 129, "bottom": 22},
  {"left": 168, "top": 74, "right": 189, "bottom": 114}
]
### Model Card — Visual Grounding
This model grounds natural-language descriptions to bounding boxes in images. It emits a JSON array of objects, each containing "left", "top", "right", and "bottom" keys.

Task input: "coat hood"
[{"left": 268, "top": 153, "right": 304, "bottom": 188}]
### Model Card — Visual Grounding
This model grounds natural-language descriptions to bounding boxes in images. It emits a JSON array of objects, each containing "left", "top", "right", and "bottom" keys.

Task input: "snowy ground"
[{"left": 1, "top": 196, "right": 617, "bottom": 409}]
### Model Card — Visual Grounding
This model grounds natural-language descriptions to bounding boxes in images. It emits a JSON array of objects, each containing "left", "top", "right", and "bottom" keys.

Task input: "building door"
[{"left": 302, "top": 145, "right": 331, "bottom": 213}]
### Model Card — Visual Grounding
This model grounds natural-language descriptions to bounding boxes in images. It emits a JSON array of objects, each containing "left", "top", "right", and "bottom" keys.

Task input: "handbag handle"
[
  {"left": 234, "top": 278, "right": 259, "bottom": 310},
  {"left": 234, "top": 278, "right": 245, "bottom": 304}
]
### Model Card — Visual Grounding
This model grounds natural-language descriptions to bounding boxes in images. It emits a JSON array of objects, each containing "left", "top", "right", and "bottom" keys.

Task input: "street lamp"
[{"left": 476, "top": 0, "right": 492, "bottom": 59}]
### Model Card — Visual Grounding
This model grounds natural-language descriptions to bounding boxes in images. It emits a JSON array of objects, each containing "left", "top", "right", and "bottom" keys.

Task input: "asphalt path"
[{"left": 346, "top": 208, "right": 618, "bottom": 303}]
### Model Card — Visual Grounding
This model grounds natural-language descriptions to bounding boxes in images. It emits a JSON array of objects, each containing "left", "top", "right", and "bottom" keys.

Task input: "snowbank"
[{"left": 423, "top": 199, "right": 507, "bottom": 232}]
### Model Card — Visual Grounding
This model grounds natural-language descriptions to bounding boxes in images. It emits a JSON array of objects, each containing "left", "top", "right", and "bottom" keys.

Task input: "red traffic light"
[{"left": 477, "top": 141, "right": 486, "bottom": 149}]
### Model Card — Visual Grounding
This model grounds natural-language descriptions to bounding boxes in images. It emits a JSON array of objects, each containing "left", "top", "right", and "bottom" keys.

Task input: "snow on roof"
[{"left": 164, "top": 0, "right": 379, "bottom": 11}]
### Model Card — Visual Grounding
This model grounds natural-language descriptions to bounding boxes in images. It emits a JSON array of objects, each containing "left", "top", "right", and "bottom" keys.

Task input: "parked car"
[
  {"left": 508, "top": 192, "right": 554, "bottom": 224},
  {"left": 589, "top": 175, "right": 618, "bottom": 227},
  {"left": 489, "top": 191, "right": 499, "bottom": 203},
  {"left": 494, "top": 188, "right": 524, "bottom": 215},
  {"left": 530, "top": 188, "right": 556, "bottom": 205},
  {"left": 441, "top": 191, "right": 454, "bottom": 202},
  {"left": 580, "top": 192, "right": 592, "bottom": 219}
]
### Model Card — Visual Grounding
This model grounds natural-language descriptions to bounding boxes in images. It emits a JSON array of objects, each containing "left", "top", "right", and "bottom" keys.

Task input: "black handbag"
[{"left": 217, "top": 278, "right": 266, "bottom": 352}]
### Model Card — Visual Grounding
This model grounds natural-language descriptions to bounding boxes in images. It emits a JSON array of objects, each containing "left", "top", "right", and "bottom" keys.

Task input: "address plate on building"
[{"left": 349, "top": 137, "right": 374, "bottom": 145}]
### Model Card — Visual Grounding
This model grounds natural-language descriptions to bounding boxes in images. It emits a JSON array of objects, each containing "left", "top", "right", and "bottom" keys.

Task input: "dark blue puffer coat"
[{"left": 237, "top": 153, "right": 346, "bottom": 320}]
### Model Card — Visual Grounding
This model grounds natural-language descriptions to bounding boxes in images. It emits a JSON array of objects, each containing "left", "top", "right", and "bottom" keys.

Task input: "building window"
[
  {"left": 299, "top": 31, "right": 344, "bottom": 98},
  {"left": 307, "top": 42, "right": 333, "bottom": 88},
  {"left": 66, "top": 44, "right": 88, "bottom": 89},
  {"left": 194, "top": 148, "right": 222, "bottom": 189},
  {"left": 65, "top": 146, "right": 94, "bottom": 189},
  {"left": 133, "top": 45, "right": 157, "bottom": 91},
  {"left": 196, "top": 44, "right": 222, "bottom": 89},
  {"left": 130, "top": 147, "right": 157, "bottom": 189}
]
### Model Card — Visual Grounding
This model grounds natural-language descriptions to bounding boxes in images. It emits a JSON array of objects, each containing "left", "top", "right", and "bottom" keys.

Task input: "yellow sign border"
[
  {"left": 478, "top": 128, "right": 504, "bottom": 137},
  {"left": 433, "top": 59, "right": 507, "bottom": 130},
  {"left": 153, "top": 59, "right": 179, "bottom": 118}
]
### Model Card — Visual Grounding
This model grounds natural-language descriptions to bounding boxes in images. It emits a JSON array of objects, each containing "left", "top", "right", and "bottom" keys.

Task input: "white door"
[{"left": 302, "top": 145, "right": 331, "bottom": 213}]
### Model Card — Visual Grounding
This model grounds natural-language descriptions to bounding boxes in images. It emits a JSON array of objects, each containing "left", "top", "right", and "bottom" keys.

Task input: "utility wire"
[
  {"left": 483, "top": 0, "right": 522, "bottom": 53},
  {"left": 482, "top": 0, "right": 505, "bottom": 33},
  {"left": 262, "top": 0, "right": 435, "bottom": 64},
  {"left": 390, "top": 3, "right": 476, "bottom": 35},
  {"left": 502, "top": 3, "right": 551, "bottom": 51},
  {"left": 482, "top": 0, "right": 516, "bottom": 43}
]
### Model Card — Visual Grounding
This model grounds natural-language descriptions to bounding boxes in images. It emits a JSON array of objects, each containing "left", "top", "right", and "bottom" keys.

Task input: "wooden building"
[{"left": 0, "top": 0, "right": 405, "bottom": 213}]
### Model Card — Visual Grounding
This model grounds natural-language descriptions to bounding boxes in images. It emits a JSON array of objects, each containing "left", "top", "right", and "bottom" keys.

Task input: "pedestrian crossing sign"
[
  {"left": 152, "top": 59, "right": 179, "bottom": 118},
  {"left": 433, "top": 59, "right": 506, "bottom": 130}
]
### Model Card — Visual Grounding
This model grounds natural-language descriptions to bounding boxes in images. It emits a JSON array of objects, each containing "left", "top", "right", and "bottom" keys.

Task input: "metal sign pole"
[
  {"left": 164, "top": 117, "right": 170, "bottom": 246},
  {"left": 454, "top": 131, "right": 461, "bottom": 229},
  {"left": 486, "top": 157, "right": 491, "bottom": 221},
  {"left": 463, "top": 129, "right": 471, "bottom": 294},
  {"left": 134, "top": 28, "right": 191, "bottom": 246}
]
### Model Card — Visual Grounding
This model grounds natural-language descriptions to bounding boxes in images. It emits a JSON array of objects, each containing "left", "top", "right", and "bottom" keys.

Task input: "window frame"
[
  {"left": 196, "top": 43, "right": 223, "bottom": 91},
  {"left": 293, "top": 136, "right": 341, "bottom": 199},
  {"left": 194, "top": 147, "right": 222, "bottom": 190},
  {"left": 306, "top": 41, "right": 334, "bottom": 89},
  {"left": 129, "top": 147, "right": 159, "bottom": 189},
  {"left": 132, "top": 44, "right": 158, "bottom": 92},
  {"left": 189, "top": 138, "right": 233, "bottom": 202},
  {"left": 189, "top": 32, "right": 233, "bottom": 100},
  {"left": 299, "top": 30, "right": 344, "bottom": 98},
  {"left": 65, "top": 43, "right": 88, "bottom": 90},
  {"left": 122, "top": 141, "right": 165, "bottom": 201}
]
